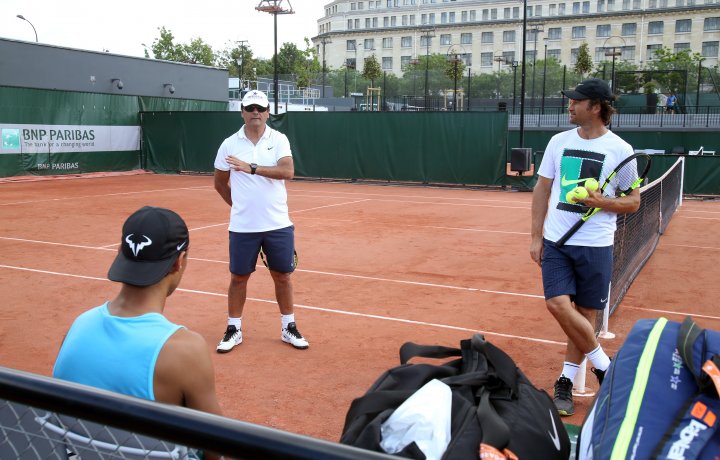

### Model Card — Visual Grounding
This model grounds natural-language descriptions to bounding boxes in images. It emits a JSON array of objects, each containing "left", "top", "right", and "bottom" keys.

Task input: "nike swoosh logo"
[
  {"left": 267, "top": 146, "right": 274, "bottom": 150},
  {"left": 561, "top": 175, "right": 595, "bottom": 187},
  {"left": 600, "top": 297, "right": 608, "bottom": 303},
  {"left": 547, "top": 409, "right": 562, "bottom": 451},
  {"left": 177, "top": 241, "right": 187, "bottom": 251}
]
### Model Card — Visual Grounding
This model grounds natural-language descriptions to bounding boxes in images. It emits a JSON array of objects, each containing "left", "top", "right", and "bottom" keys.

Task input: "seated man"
[{"left": 53, "top": 206, "right": 222, "bottom": 458}]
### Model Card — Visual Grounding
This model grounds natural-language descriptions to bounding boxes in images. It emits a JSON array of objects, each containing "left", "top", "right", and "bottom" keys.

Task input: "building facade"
[{"left": 312, "top": 0, "right": 720, "bottom": 76}]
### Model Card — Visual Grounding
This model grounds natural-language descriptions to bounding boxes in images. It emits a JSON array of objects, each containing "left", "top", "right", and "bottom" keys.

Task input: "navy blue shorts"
[
  {"left": 229, "top": 226, "right": 295, "bottom": 275},
  {"left": 541, "top": 238, "right": 613, "bottom": 310}
]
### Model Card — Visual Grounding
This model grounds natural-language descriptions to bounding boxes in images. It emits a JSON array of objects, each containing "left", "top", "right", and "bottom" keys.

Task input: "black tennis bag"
[{"left": 340, "top": 334, "right": 570, "bottom": 459}]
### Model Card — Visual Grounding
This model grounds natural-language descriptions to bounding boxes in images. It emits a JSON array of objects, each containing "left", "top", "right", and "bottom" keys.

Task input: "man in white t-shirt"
[
  {"left": 213, "top": 90, "right": 309, "bottom": 353},
  {"left": 529, "top": 78, "right": 640, "bottom": 416}
]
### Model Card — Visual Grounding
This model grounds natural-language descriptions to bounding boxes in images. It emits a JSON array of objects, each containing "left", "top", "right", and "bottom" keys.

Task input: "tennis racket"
[
  {"left": 259, "top": 247, "right": 299, "bottom": 269},
  {"left": 555, "top": 152, "right": 651, "bottom": 248}
]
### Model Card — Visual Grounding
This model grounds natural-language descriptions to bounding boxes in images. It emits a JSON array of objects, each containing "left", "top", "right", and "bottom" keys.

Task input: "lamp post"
[
  {"left": 237, "top": 40, "right": 248, "bottom": 92},
  {"left": 541, "top": 38, "right": 548, "bottom": 114},
  {"left": 603, "top": 36, "right": 625, "bottom": 103},
  {"left": 447, "top": 46, "right": 463, "bottom": 111},
  {"left": 420, "top": 28, "right": 435, "bottom": 110},
  {"left": 16, "top": 15, "right": 38, "bottom": 42},
  {"left": 511, "top": 61, "right": 519, "bottom": 114},
  {"left": 467, "top": 67, "right": 471, "bottom": 111},
  {"left": 256, "top": 1, "right": 294, "bottom": 114},
  {"left": 320, "top": 36, "right": 332, "bottom": 98},
  {"left": 519, "top": 0, "right": 529, "bottom": 147},
  {"left": 494, "top": 55, "right": 505, "bottom": 99},
  {"left": 529, "top": 24, "right": 544, "bottom": 110},
  {"left": 696, "top": 58, "right": 705, "bottom": 114}
]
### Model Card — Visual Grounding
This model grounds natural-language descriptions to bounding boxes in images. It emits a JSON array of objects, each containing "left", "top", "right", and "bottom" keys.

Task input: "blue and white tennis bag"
[{"left": 577, "top": 316, "right": 720, "bottom": 460}]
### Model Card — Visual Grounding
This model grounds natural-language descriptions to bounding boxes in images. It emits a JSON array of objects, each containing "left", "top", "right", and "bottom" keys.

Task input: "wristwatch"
[{"left": 250, "top": 163, "right": 258, "bottom": 175}]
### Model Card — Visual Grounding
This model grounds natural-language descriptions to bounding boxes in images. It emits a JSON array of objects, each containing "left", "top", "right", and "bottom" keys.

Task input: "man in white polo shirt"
[{"left": 213, "top": 89, "right": 309, "bottom": 353}]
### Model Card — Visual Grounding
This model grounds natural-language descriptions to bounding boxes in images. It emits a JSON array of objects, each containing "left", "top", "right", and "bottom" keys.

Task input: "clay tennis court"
[{"left": 1, "top": 171, "right": 719, "bottom": 442}]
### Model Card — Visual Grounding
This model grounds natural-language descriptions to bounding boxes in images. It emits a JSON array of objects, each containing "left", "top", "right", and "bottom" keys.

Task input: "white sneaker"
[
  {"left": 281, "top": 322, "right": 309, "bottom": 349},
  {"left": 216, "top": 325, "right": 242, "bottom": 353}
]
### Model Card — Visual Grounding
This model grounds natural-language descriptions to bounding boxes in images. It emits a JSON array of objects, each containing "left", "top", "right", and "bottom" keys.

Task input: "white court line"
[
  {"left": 677, "top": 216, "right": 720, "bottom": 221},
  {"left": 290, "top": 188, "right": 530, "bottom": 205},
  {"left": 624, "top": 306, "right": 720, "bottom": 321},
  {"left": 290, "top": 199, "right": 371, "bottom": 213},
  {"left": 663, "top": 243, "right": 720, "bottom": 251},
  {"left": 0, "top": 186, "right": 211, "bottom": 207},
  {"left": 293, "top": 194, "right": 530, "bottom": 210},
  {"left": 0, "top": 236, "right": 478, "bottom": 291},
  {"left": 0, "top": 263, "right": 564, "bottom": 346}
]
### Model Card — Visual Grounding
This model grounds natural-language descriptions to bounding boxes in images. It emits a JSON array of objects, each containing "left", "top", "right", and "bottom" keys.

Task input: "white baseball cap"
[{"left": 241, "top": 90, "right": 270, "bottom": 108}]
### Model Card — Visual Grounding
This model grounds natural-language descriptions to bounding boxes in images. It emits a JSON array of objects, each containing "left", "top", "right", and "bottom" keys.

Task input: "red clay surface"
[{"left": 1, "top": 172, "right": 718, "bottom": 441}]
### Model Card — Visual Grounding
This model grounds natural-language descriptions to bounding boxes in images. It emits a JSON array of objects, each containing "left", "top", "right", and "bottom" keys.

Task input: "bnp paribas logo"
[{"left": 2, "top": 129, "right": 20, "bottom": 150}]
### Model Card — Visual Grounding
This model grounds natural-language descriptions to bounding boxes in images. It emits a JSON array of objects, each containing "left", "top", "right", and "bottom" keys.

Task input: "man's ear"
[{"left": 170, "top": 251, "right": 188, "bottom": 274}]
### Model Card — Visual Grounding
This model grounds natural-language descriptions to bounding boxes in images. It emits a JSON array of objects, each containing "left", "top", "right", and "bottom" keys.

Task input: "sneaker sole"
[
  {"left": 282, "top": 339, "right": 309, "bottom": 350},
  {"left": 216, "top": 339, "right": 242, "bottom": 353}
]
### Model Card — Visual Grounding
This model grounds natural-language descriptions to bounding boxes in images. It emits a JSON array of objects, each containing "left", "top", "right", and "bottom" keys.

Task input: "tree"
[
  {"left": 183, "top": 38, "right": 215, "bottom": 66},
  {"left": 645, "top": 48, "right": 703, "bottom": 93},
  {"left": 148, "top": 27, "right": 217, "bottom": 66},
  {"left": 362, "top": 54, "right": 382, "bottom": 87},
  {"left": 574, "top": 42, "right": 593, "bottom": 79}
]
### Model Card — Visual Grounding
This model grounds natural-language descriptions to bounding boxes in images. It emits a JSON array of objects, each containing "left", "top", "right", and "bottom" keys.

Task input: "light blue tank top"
[{"left": 53, "top": 302, "right": 184, "bottom": 400}]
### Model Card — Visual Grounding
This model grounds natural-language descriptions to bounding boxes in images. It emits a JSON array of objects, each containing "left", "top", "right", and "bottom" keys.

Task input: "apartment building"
[{"left": 312, "top": 0, "right": 720, "bottom": 76}]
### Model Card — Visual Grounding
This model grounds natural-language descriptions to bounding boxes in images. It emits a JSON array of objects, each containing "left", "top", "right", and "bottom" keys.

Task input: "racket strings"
[{"left": 611, "top": 158, "right": 644, "bottom": 196}]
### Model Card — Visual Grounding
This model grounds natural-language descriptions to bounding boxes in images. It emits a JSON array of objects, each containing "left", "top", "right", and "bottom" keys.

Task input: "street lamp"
[
  {"left": 256, "top": 0, "right": 294, "bottom": 114},
  {"left": 237, "top": 40, "right": 248, "bottom": 92},
  {"left": 604, "top": 37, "right": 625, "bottom": 97},
  {"left": 16, "top": 15, "right": 38, "bottom": 42},
  {"left": 494, "top": 55, "right": 505, "bottom": 99},
  {"left": 529, "top": 24, "right": 544, "bottom": 109},
  {"left": 541, "top": 38, "right": 548, "bottom": 114},
  {"left": 420, "top": 28, "right": 435, "bottom": 110},
  {"left": 447, "top": 46, "right": 464, "bottom": 111},
  {"left": 511, "top": 61, "right": 519, "bottom": 114},
  {"left": 467, "top": 67, "right": 472, "bottom": 111},
  {"left": 320, "top": 36, "right": 332, "bottom": 98},
  {"left": 519, "top": 0, "right": 529, "bottom": 147}
]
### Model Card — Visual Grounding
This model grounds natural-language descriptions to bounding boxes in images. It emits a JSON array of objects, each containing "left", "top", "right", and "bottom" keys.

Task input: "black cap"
[
  {"left": 108, "top": 206, "right": 189, "bottom": 287},
  {"left": 562, "top": 78, "right": 614, "bottom": 102}
]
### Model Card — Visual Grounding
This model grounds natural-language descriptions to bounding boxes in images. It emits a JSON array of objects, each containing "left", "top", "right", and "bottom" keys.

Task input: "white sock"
[
  {"left": 228, "top": 317, "right": 242, "bottom": 329},
  {"left": 281, "top": 314, "right": 295, "bottom": 330},
  {"left": 586, "top": 345, "right": 611, "bottom": 371},
  {"left": 560, "top": 362, "right": 580, "bottom": 381}
]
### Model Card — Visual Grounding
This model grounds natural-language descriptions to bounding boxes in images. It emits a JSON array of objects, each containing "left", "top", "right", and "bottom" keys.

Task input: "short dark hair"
[{"left": 589, "top": 99, "right": 616, "bottom": 126}]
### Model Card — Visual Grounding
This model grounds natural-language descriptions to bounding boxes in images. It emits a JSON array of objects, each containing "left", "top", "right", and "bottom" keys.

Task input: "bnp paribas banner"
[
  {"left": 1, "top": 124, "right": 140, "bottom": 155},
  {"left": 0, "top": 123, "right": 141, "bottom": 176}
]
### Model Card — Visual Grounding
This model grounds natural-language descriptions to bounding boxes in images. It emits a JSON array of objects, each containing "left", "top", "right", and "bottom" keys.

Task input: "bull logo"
[{"left": 125, "top": 234, "right": 152, "bottom": 257}]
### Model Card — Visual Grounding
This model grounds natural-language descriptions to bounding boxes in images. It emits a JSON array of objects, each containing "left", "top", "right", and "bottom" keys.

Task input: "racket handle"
[{"left": 555, "top": 218, "right": 585, "bottom": 248}]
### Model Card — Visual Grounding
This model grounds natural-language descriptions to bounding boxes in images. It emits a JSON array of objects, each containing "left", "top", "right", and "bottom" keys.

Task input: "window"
[
  {"left": 373, "top": 17, "right": 378, "bottom": 27},
  {"left": 633, "top": 0, "right": 641, "bottom": 7},
  {"left": 528, "top": 29, "right": 542, "bottom": 41},
  {"left": 513, "top": 7, "right": 520, "bottom": 17},
  {"left": 704, "top": 17, "right": 720, "bottom": 31},
  {"left": 502, "top": 51, "right": 515, "bottom": 63},
  {"left": 384, "top": 16, "right": 389, "bottom": 26},
  {"left": 383, "top": 37, "right": 393, "bottom": 48},
  {"left": 570, "top": 48, "right": 579, "bottom": 64},
  {"left": 402, "top": 15, "right": 408, "bottom": 25},
  {"left": 421, "top": 13, "right": 427, "bottom": 24},
  {"left": 449, "top": 12, "right": 455, "bottom": 22},
  {"left": 597, "top": 24, "right": 611, "bottom": 37},
  {"left": 526, "top": 50, "right": 537, "bottom": 61},
  {"left": 482, "top": 9, "right": 489, "bottom": 20},
  {"left": 622, "top": 23, "right": 637, "bottom": 35},
  {"left": 647, "top": 44, "right": 662, "bottom": 59},
  {"left": 401, "top": 55, "right": 412, "bottom": 69},
  {"left": 470, "top": 10, "right": 476, "bottom": 20},
  {"left": 674, "top": 42, "right": 690, "bottom": 52},
  {"left": 362, "top": 39, "right": 373, "bottom": 50},
  {"left": 598, "top": 0, "right": 605, "bottom": 11},
  {"left": 535, "top": 5, "right": 543, "bottom": 15},
  {"left": 572, "top": 26, "right": 586, "bottom": 38},
  {"left": 358, "top": 1, "right": 364, "bottom": 8},
  {"left": 382, "top": 57, "right": 392, "bottom": 70},
  {"left": 410, "top": 15, "right": 415, "bottom": 25},
  {"left": 481, "top": 52, "right": 493, "bottom": 66},
  {"left": 676, "top": 19, "right": 691, "bottom": 32},
  {"left": 573, "top": 2, "right": 581, "bottom": 12},
  {"left": 622, "top": 0, "right": 630, "bottom": 8},
  {"left": 462, "top": 10, "right": 468, "bottom": 21},
  {"left": 348, "top": 19, "right": 353, "bottom": 29},
  {"left": 559, "top": 2, "right": 566, "bottom": 13},
  {"left": 461, "top": 33, "right": 472, "bottom": 44},
  {"left": 548, "top": 49, "right": 561, "bottom": 61},
  {"left": 676, "top": 0, "right": 685, "bottom": 6},
  {"left": 347, "top": 40, "right": 358, "bottom": 50},
  {"left": 702, "top": 41, "right": 719, "bottom": 57},
  {"left": 648, "top": 21, "right": 663, "bottom": 34},
  {"left": 595, "top": 47, "right": 606, "bottom": 61},
  {"left": 548, "top": 27, "right": 562, "bottom": 39},
  {"left": 649, "top": 0, "right": 656, "bottom": 7},
  {"left": 401, "top": 36, "right": 412, "bottom": 47},
  {"left": 621, "top": 45, "right": 635, "bottom": 60},
  {"left": 391, "top": 16, "right": 396, "bottom": 26},
  {"left": 366, "top": 18, "right": 371, "bottom": 28},
  {"left": 481, "top": 31, "right": 494, "bottom": 43},
  {"left": 351, "top": 2, "right": 357, "bottom": 9},
  {"left": 503, "top": 30, "right": 516, "bottom": 42},
  {"left": 420, "top": 35, "right": 432, "bottom": 47},
  {"left": 441, "top": 12, "right": 447, "bottom": 23},
  {"left": 459, "top": 53, "right": 472, "bottom": 66},
  {"left": 429, "top": 13, "right": 435, "bottom": 24},
  {"left": 346, "top": 58, "right": 357, "bottom": 69},
  {"left": 550, "top": 3, "right": 557, "bottom": 14},
  {"left": 440, "top": 34, "right": 452, "bottom": 45},
  {"left": 504, "top": 7, "right": 511, "bottom": 18},
  {"left": 583, "top": 1, "right": 590, "bottom": 12},
  {"left": 491, "top": 8, "right": 497, "bottom": 19},
  {"left": 354, "top": 18, "right": 360, "bottom": 28}
]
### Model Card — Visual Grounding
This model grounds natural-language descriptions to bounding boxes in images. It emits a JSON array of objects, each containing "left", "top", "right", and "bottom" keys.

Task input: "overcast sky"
[{"left": 2, "top": 0, "right": 323, "bottom": 61}]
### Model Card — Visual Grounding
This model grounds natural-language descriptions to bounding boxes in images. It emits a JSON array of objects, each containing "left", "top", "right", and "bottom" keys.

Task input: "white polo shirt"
[{"left": 214, "top": 125, "right": 293, "bottom": 233}]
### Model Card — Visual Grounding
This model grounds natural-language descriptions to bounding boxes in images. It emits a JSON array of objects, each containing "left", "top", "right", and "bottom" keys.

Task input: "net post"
[
  {"left": 598, "top": 303, "right": 615, "bottom": 339},
  {"left": 573, "top": 359, "right": 596, "bottom": 398}
]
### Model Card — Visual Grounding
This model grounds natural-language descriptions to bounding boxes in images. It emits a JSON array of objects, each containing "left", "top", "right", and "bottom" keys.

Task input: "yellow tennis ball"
[
  {"left": 567, "top": 186, "right": 588, "bottom": 203},
  {"left": 585, "top": 178, "right": 599, "bottom": 192}
]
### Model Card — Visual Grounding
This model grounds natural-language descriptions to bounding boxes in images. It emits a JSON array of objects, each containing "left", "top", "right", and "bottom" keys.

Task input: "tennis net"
[{"left": 609, "top": 157, "right": 684, "bottom": 315}]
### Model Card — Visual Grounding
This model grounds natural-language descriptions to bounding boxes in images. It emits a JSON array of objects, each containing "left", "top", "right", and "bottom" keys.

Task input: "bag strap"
[
  {"left": 476, "top": 387, "right": 511, "bottom": 451},
  {"left": 399, "top": 342, "right": 462, "bottom": 365},
  {"left": 469, "top": 334, "right": 520, "bottom": 396},
  {"left": 678, "top": 316, "right": 720, "bottom": 397}
]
